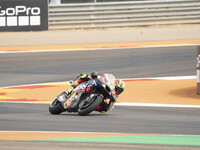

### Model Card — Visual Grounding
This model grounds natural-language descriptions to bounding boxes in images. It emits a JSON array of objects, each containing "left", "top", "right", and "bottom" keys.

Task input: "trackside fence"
[{"left": 49, "top": 0, "right": 200, "bottom": 30}]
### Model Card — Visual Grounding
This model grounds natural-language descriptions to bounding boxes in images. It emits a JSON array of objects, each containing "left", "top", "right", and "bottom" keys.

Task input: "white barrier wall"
[{"left": 49, "top": 0, "right": 200, "bottom": 30}]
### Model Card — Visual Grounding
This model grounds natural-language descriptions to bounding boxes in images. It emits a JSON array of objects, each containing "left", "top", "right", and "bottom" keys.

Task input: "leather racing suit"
[{"left": 64, "top": 72, "right": 118, "bottom": 113}]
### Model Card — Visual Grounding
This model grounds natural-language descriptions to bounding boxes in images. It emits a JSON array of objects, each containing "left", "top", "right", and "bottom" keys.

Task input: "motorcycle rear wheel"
[
  {"left": 78, "top": 95, "right": 103, "bottom": 116},
  {"left": 49, "top": 98, "right": 63, "bottom": 114}
]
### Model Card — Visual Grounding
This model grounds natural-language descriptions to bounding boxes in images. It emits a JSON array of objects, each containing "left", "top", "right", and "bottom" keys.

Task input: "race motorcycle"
[{"left": 49, "top": 74, "right": 116, "bottom": 116}]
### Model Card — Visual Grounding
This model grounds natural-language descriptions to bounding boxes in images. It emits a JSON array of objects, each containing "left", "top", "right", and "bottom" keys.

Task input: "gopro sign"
[
  {"left": 0, "top": 6, "right": 41, "bottom": 26},
  {"left": 0, "top": 6, "right": 41, "bottom": 16},
  {"left": 0, "top": 0, "right": 48, "bottom": 31}
]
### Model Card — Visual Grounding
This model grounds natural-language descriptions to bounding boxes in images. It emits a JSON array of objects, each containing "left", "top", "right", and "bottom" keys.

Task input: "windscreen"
[{"left": 104, "top": 74, "right": 116, "bottom": 91}]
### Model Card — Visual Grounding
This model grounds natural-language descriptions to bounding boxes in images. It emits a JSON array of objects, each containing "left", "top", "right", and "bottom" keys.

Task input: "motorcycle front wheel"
[{"left": 78, "top": 95, "right": 103, "bottom": 116}]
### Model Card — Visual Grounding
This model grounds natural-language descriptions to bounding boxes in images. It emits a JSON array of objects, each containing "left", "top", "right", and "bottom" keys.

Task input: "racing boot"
[
  {"left": 65, "top": 86, "right": 74, "bottom": 96},
  {"left": 64, "top": 86, "right": 80, "bottom": 112},
  {"left": 96, "top": 106, "right": 108, "bottom": 113},
  {"left": 58, "top": 86, "right": 74, "bottom": 108},
  {"left": 95, "top": 101, "right": 111, "bottom": 113}
]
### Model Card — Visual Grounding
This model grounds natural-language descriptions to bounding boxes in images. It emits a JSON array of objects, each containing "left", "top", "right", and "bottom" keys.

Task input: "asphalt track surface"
[
  {"left": 0, "top": 46, "right": 196, "bottom": 87},
  {"left": 1, "top": 46, "right": 200, "bottom": 149},
  {"left": 1, "top": 102, "right": 200, "bottom": 135}
]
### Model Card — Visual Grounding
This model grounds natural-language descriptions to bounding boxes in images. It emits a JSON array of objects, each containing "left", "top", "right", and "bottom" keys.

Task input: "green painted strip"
[{"left": 33, "top": 135, "right": 200, "bottom": 146}]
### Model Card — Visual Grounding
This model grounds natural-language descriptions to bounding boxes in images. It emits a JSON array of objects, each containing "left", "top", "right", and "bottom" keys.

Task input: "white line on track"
[
  {"left": 115, "top": 103, "right": 200, "bottom": 108},
  {"left": 0, "top": 131, "right": 123, "bottom": 134},
  {"left": 0, "top": 81, "right": 70, "bottom": 89},
  {"left": 0, "top": 131, "right": 199, "bottom": 137},
  {"left": 122, "top": 76, "right": 196, "bottom": 81},
  {"left": 0, "top": 76, "right": 196, "bottom": 89},
  {"left": 0, "top": 44, "right": 197, "bottom": 54},
  {"left": 1, "top": 101, "right": 200, "bottom": 108}
]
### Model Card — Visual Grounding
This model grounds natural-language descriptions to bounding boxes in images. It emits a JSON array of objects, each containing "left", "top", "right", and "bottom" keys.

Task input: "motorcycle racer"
[{"left": 63, "top": 72, "right": 125, "bottom": 113}]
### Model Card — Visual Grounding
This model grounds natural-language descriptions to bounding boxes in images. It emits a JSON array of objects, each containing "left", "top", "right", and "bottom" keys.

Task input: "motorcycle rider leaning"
[{"left": 63, "top": 72, "right": 125, "bottom": 113}]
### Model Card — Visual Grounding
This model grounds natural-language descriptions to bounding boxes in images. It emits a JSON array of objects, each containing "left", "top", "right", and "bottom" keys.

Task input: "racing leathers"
[{"left": 64, "top": 72, "right": 118, "bottom": 113}]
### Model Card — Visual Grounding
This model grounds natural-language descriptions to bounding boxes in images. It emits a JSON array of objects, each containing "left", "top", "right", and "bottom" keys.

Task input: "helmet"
[
  {"left": 115, "top": 79, "right": 125, "bottom": 95},
  {"left": 91, "top": 71, "right": 99, "bottom": 79}
]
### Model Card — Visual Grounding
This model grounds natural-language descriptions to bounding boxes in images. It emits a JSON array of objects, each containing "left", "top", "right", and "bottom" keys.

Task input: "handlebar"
[{"left": 96, "top": 77, "right": 116, "bottom": 102}]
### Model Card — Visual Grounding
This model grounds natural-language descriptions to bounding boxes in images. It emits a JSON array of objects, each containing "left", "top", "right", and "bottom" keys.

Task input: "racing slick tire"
[
  {"left": 78, "top": 95, "right": 103, "bottom": 116},
  {"left": 49, "top": 98, "right": 63, "bottom": 114}
]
